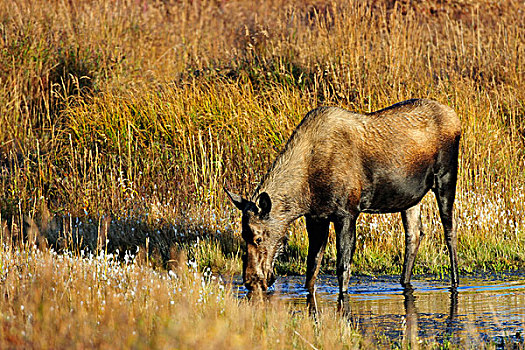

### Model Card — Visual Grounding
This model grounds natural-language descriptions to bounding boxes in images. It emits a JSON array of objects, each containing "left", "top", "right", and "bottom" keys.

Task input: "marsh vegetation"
[{"left": 0, "top": 0, "right": 524, "bottom": 348}]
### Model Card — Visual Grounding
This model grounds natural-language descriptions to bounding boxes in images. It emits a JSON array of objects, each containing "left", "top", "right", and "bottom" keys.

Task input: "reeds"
[
  {"left": 1, "top": 0, "right": 524, "bottom": 347},
  {"left": 0, "top": 0, "right": 524, "bottom": 297}
]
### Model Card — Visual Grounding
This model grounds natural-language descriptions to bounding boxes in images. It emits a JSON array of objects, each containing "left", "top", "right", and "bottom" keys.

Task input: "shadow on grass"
[
  {"left": 1, "top": 213, "right": 244, "bottom": 273},
  {"left": 2, "top": 211, "right": 317, "bottom": 276}
]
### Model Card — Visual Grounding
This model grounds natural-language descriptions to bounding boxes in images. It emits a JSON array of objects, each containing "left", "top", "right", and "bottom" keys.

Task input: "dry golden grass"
[
  {"left": 1, "top": 0, "right": 523, "bottom": 275},
  {"left": 0, "top": 0, "right": 524, "bottom": 346},
  {"left": 0, "top": 240, "right": 368, "bottom": 349}
]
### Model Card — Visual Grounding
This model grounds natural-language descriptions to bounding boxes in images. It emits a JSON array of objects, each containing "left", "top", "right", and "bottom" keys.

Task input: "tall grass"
[
  {"left": 1, "top": 0, "right": 524, "bottom": 277},
  {"left": 0, "top": 241, "right": 368, "bottom": 349},
  {"left": 1, "top": 0, "right": 524, "bottom": 347}
]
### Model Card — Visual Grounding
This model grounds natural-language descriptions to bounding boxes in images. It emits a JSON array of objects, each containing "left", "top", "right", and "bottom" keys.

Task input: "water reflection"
[
  {"left": 333, "top": 283, "right": 460, "bottom": 347},
  {"left": 399, "top": 285, "right": 458, "bottom": 348},
  {"left": 231, "top": 273, "right": 525, "bottom": 346},
  {"left": 403, "top": 285, "right": 419, "bottom": 348}
]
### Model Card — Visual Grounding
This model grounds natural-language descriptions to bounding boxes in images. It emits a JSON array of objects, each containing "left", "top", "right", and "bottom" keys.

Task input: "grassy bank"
[
  {"left": 0, "top": 241, "right": 368, "bottom": 349},
  {"left": 1, "top": 240, "right": 505, "bottom": 349},
  {"left": 1, "top": 0, "right": 525, "bottom": 279}
]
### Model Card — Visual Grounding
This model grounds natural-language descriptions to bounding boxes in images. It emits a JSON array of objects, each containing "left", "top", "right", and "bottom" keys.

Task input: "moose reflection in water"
[
  {"left": 340, "top": 285, "right": 459, "bottom": 348},
  {"left": 226, "top": 99, "right": 461, "bottom": 307},
  {"left": 231, "top": 274, "right": 525, "bottom": 346},
  {"left": 400, "top": 285, "right": 458, "bottom": 348}
]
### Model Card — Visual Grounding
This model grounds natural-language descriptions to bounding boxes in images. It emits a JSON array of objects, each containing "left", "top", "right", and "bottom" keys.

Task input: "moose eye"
[{"left": 255, "top": 237, "right": 262, "bottom": 245}]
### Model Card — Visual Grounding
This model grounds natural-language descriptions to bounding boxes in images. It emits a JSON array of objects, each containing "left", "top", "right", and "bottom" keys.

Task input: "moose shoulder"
[{"left": 226, "top": 98, "right": 461, "bottom": 302}]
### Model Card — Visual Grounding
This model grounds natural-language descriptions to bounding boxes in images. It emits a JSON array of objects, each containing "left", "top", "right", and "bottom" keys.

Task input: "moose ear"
[
  {"left": 224, "top": 187, "right": 249, "bottom": 211},
  {"left": 257, "top": 192, "right": 272, "bottom": 217}
]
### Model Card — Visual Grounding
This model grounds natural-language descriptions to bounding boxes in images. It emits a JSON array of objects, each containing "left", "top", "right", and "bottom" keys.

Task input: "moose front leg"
[
  {"left": 401, "top": 203, "right": 423, "bottom": 287},
  {"left": 305, "top": 216, "right": 330, "bottom": 313},
  {"left": 335, "top": 214, "right": 357, "bottom": 309}
]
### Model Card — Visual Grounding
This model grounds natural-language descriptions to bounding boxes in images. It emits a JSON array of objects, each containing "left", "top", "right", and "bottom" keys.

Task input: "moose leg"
[
  {"left": 401, "top": 203, "right": 423, "bottom": 287},
  {"left": 434, "top": 171, "right": 459, "bottom": 287},
  {"left": 334, "top": 215, "right": 357, "bottom": 306},
  {"left": 305, "top": 216, "right": 330, "bottom": 312}
]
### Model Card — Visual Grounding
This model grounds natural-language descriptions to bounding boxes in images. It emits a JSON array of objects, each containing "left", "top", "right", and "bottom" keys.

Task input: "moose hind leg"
[
  {"left": 305, "top": 216, "right": 330, "bottom": 312},
  {"left": 335, "top": 215, "right": 357, "bottom": 298},
  {"left": 401, "top": 203, "right": 423, "bottom": 287},
  {"left": 434, "top": 171, "right": 459, "bottom": 287}
]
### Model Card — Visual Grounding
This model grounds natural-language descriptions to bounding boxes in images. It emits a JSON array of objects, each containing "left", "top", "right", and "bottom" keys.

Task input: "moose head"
[{"left": 225, "top": 189, "right": 288, "bottom": 297}]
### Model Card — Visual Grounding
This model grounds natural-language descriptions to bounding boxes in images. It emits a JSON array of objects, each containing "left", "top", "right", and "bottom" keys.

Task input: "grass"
[
  {"left": 0, "top": 0, "right": 524, "bottom": 347},
  {"left": 1, "top": 234, "right": 510, "bottom": 349},
  {"left": 0, "top": 239, "right": 367, "bottom": 349}
]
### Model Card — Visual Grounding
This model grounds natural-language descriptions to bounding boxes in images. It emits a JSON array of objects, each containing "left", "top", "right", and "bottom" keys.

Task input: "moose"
[{"left": 226, "top": 99, "right": 461, "bottom": 305}]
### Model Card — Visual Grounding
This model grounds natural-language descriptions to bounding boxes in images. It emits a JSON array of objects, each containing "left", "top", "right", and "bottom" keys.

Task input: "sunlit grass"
[
  {"left": 0, "top": 0, "right": 524, "bottom": 346},
  {"left": 0, "top": 240, "right": 367, "bottom": 349}
]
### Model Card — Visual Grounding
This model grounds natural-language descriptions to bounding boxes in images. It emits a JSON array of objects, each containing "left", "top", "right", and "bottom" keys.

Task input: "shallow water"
[{"left": 231, "top": 273, "right": 525, "bottom": 347}]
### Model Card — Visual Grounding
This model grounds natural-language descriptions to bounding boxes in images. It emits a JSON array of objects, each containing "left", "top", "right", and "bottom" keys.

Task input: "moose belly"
[{"left": 357, "top": 168, "right": 434, "bottom": 214}]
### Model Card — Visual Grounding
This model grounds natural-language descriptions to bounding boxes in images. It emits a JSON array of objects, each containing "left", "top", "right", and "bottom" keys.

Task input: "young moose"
[{"left": 226, "top": 99, "right": 461, "bottom": 303}]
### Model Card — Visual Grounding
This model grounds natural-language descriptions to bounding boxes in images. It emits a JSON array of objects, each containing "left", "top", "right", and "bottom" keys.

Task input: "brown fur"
[{"left": 226, "top": 98, "right": 461, "bottom": 302}]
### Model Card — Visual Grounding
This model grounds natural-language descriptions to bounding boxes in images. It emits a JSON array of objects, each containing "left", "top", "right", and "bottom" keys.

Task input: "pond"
[{"left": 231, "top": 272, "right": 525, "bottom": 347}]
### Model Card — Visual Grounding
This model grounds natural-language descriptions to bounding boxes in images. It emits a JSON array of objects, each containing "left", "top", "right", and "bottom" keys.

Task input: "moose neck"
[{"left": 252, "top": 137, "right": 311, "bottom": 225}]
